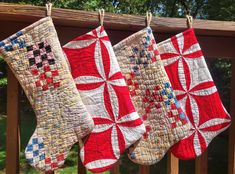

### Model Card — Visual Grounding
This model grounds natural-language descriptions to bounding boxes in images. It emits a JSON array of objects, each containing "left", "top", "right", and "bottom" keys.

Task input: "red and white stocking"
[
  {"left": 157, "top": 28, "right": 231, "bottom": 159},
  {"left": 63, "top": 26, "right": 146, "bottom": 172}
]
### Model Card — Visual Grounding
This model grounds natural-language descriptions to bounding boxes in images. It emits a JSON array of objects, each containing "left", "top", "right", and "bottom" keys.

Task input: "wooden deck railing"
[{"left": 1, "top": 3, "right": 235, "bottom": 174}]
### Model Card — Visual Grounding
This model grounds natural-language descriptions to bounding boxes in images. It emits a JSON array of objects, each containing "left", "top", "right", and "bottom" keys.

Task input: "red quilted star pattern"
[
  {"left": 158, "top": 28, "right": 231, "bottom": 159},
  {"left": 63, "top": 26, "right": 145, "bottom": 172}
]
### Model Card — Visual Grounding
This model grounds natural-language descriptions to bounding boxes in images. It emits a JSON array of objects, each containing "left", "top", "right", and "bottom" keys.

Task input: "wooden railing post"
[
  {"left": 6, "top": 67, "right": 20, "bottom": 174},
  {"left": 229, "top": 59, "right": 235, "bottom": 174},
  {"left": 110, "top": 161, "right": 120, "bottom": 174},
  {"left": 195, "top": 150, "right": 208, "bottom": 174},
  {"left": 78, "top": 144, "right": 86, "bottom": 174},
  {"left": 167, "top": 152, "right": 179, "bottom": 174},
  {"left": 139, "top": 165, "right": 150, "bottom": 174}
]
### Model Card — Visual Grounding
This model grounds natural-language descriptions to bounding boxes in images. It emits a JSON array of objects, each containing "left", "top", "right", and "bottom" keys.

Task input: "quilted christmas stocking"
[
  {"left": 157, "top": 28, "right": 231, "bottom": 159},
  {"left": 113, "top": 28, "right": 190, "bottom": 165},
  {"left": 0, "top": 17, "right": 94, "bottom": 171},
  {"left": 63, "top": 26, "right": 146, "bottom": 172}
]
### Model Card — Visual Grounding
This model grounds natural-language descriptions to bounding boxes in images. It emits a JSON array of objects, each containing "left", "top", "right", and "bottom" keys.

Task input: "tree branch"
[
  {"left": 192, "top": 0, "right": 205, "bottom": 18},
  {"left": 170, "top": 0, "right": 178, "bottom": 17}
]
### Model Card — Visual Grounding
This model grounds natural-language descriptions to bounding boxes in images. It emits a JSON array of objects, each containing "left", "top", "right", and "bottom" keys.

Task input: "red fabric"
[
  {"left": 158, "top": 29, "right": 231, "bottom": 159},
  {"left": 63, "top": 26, "right": 145, "bottom": 172}
]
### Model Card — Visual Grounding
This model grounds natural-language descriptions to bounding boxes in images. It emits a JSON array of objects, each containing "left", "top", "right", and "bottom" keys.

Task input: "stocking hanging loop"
[
  {"left": 186, "top": 15, "right": 193, "bottom": 28},
  {"left": 99, "top": 9, "right": 105, "bottom": 26},
  {"left": 146, "top": 11, "right": 152, "bottom": 27},
  {"left": 46, "top": 2, "right": 52, "bottom": 16}
]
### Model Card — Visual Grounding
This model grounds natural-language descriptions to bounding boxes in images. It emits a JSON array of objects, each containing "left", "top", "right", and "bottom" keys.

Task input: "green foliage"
[
  {"left": 0, "top": 56, "right": 6, "bottom": 87},
  {"left": 0, "top": 78, "right": 7, "bottom": 87},
  {"left": 0, "top": 56, "right": 5, "bottom": 70},
  {"left": 206, "top": 0, "right": 235, "bottom": 21},
  {"left": 209, "top": 59, "right": 231, "bottom": 110},
  {"left": 0, "top": 114, "right": 6, "bottom": 171},
  {"left": 0, "top": 115, "right": 6, "bottom": 151},
  {"left": 0, "top": 151, "right": 6, "bottom": 171},
  {"left": 119, "top": 153, "right": 139, "bottom": 173}
]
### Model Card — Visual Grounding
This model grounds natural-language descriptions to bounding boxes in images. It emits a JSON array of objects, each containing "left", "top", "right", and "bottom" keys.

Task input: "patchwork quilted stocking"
[
  {"left": 0, "top": 17, "right": 94, "bottom": 171},
  {"left": 113, "top": 27, "right": 190, "bottom": 165},
  {"left": 63, "top": 26, "right": 146, "bottom": 172},
  {"left": 157, "top": 28, "right": 231, "bottom": 159}
]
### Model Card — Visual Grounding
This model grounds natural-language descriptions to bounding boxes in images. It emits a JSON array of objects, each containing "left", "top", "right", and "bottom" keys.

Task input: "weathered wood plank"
[
  {"left": 139, "top": 165, "right": 150, "bottom": 174},
  {"left": 110, "top": 161, "right": 120, "bottom": 174},
  {"left": 228, "top": 60, "right": 235, "bottom": 174},
  {"left": 6, "top": 67, "right": 20, "bottom": 174},
  {"left": 195, "top": 150, "right": 208, "bottom": 174},
  {"left": 167, "top": 152, "right": 179, "bottom": 174},
  {"left": 0, "top": 3, "right": 234, "bottom": 37},
  {"left": 78, "top": 143, "right": 86, "bottom": 174}
]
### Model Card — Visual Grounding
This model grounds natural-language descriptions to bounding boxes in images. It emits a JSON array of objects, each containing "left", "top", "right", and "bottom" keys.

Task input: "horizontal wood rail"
[
  {"left": 0, "top": 3, "right": 235, "bottom": 37},
  {"left": 0, "top": 2, "right": 234, "bottom": 174}
]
